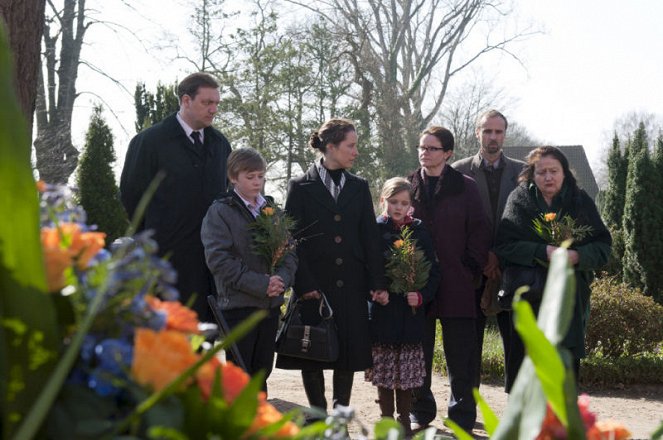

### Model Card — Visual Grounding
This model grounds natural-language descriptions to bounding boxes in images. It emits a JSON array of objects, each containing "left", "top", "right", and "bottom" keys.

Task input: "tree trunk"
[{"left": 0, "top": 0, "right": 47, "bottom": 137}]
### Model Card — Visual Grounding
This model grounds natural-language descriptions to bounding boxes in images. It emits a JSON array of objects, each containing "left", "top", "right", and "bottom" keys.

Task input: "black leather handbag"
[
  {"left": 497, "top": 264, "right": 548, "bottom": 311},
  {"left": 275, "top": 292, "right": 339, "bottom": 362}
]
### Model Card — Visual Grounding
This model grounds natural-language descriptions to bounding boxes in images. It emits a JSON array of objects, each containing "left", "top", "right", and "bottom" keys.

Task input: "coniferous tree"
[
  {"left": 645, "top": 135, "right": 663, "bottom": 302},
  {"left": 601, "top": 133, "right": 628, "bottom": 277},
  {"left": 134, "top": 81, "right": 179, "bottom": 132},
  {"left": 621, "top": 123, "right": 652, "bottom": 295},
  {"left": 76, "top": 105, "right": 128, "bottom": 244}
]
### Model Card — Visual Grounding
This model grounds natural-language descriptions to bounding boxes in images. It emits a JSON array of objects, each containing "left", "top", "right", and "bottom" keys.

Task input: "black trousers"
[
  {"left": 223, "top": 306, "right": 280, "bottom": 392},
  {"left": 411, "top": 316, "right": 478, "bottom": 432},
  {"left": 301, "top": 369, "right": 354, "bottom": 414}
]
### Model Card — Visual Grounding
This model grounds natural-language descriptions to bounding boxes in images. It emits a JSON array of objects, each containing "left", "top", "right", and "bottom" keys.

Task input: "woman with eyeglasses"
[{"left": 407, "top": 126, "right": 490, "bottom": 434}]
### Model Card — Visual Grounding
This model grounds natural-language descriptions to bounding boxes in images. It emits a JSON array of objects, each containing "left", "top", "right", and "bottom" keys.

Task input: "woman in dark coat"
[
  {"left": 275, "top": 118, "right": 388, "bottom": 416},
  {"left": 495, "top": 146, "right": 612, "bottom": 392},
  {"left": 407, "top": 126, "right": 490, "bottom": 433}
]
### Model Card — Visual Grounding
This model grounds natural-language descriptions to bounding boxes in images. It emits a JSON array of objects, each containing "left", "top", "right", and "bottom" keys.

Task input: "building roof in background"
[{"left": 503, "top": 145, "right": 599, "bottom": 200}]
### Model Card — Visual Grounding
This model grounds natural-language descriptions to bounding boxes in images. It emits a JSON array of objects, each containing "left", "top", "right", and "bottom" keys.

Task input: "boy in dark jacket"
[{"left": 201, "top": 148, "right": 297, "bottom": 391}]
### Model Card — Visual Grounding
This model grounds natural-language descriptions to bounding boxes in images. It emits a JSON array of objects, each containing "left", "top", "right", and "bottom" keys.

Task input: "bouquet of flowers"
[
  {"left": 4, "top": 183, "right": 300, "bottom": 439},
  {"left": 532, "top": 212, "right": 593, "bottom": 246},
  {"left": 249, "top": 203, "right": 297, "bottom": 274},
  {"left": 384, "top": 226, "right": 431, "bottom": 313}
]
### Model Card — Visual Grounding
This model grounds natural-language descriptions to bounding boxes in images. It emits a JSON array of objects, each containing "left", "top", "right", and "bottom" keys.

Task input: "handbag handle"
[{"left": 318, "top": 291, "right": 333, "bottom": 319}]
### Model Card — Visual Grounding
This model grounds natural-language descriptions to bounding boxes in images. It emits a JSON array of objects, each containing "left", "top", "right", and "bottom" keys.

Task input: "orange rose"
[
  {"left": 544, "top": 212, "right": 557, "bottom": 222},
  {"left": 146, "top": 296, "right": 200, "bottom": 334},
  {"left": 262, "top": 207, "right": 275, "bottom": 216},
  {"left": 586, "top": 420, "right": 631, "bottom": 440},
  {"left": 245, "top": 401, "right": 300, "bottom": 438},
  {"left": 393, "top": 239, "right": 404, "bottom": 249},
  {"left": 41, "top": 225, "right": 76, "bottom": 292},
  {"left": 132, "top": 328, "right": 198, "bottom": 392},
  {"left": 196, "top": 358, "right": 252, "bottom": 403},
  {"left": 36, "top": 180, "right": 47, "bottom": 193}
]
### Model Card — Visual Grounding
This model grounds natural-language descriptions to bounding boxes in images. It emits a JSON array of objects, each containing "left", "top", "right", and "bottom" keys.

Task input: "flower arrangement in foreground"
[
  {"left": 532, "top": 212, "right": 593, "bottom": 246},
  {"left": 10, "top": 182, "right": 299, "bottom": 439},
  {"left": 249, "top": 203, "right": 297, "bottom": 274},
  {"left": 384, "top": 226, "right": 431, "bottom": 313}
]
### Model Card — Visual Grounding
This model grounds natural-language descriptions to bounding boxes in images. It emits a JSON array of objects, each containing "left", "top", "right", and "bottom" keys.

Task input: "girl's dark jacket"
[
  {"left": 275, "top": 165, "right": 386, "bottom": 372},
  {"left": 370, "top": 216, "right": 441, "bottom": 344},
  {"left": 408, "top": 165, "right": 491, "bottom": 318},
  {"left": 495, "top": 181, "right": 612, "bottom": 357}
]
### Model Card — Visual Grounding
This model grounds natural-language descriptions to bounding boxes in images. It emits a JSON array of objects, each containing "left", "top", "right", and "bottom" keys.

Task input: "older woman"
[
  {"left": 275, "top": 118, "right": 387, "bottom": 418},
  {"left": 495, "top": 146, "right": 611, "bottom": 392}
]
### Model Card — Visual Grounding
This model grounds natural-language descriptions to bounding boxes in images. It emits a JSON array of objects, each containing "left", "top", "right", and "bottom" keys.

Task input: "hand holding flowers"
[
  {"left": 532, "top": 212, "right": 593, "bottom": 247},
  {"left": 384, "top": 226, "right": 431, "bottom": 313},
  {"left": 249, "top": 203, "right": 297, "bottom": 275}
]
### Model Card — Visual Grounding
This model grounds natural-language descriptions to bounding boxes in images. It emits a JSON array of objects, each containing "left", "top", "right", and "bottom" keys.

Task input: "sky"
[{"left": 70, "top": 0, "right": 663, "bottom": 184}]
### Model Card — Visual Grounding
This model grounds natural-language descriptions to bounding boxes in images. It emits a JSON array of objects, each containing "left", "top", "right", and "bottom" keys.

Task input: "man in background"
[
  {"left": 120, "top": 72, "right": 232, "bottom": 322},
  {"left": 452, "top": 109, "right": 525, "bottom": 390}
]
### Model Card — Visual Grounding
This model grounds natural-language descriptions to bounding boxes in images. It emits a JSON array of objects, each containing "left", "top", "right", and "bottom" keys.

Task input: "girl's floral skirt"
[{"left": 365, "top": 342, "right": 425, "bottom": 390}]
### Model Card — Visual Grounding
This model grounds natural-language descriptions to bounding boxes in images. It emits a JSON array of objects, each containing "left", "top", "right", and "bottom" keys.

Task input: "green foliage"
[
  {"left": 0, "top": 24, "right": 61, "bottom": 439},
  {"left": 585, "top": 278, "right": 663, "bottom": 357},
  {"left": 134, "top": 81, "right": 179, "bottom": 132},
  {"left": 248, "top": 203, "right": 296, "bottom": 274},
  {"left": 76, "top": 105, "right": 129, "bottom": 244},
  {"left": 602, "top": 133, "right": 628, "bottom": 230},
  {"left": 580, "top": 352, "right": 663, "bottom": 386},
  {"left": 622, "top": 123, "right": 663, "bottom": 302},
  {"left": 384, "top": 226, "right": 432, "bottom": 294}
]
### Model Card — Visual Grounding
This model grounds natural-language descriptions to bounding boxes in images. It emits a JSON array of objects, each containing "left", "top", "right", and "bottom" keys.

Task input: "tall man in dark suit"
[
  {"left": 120, "top": 72, "right": 232, "bottom": 322},
  {"left": 452, "top": 109, "right": 525, "bottom": 390}
]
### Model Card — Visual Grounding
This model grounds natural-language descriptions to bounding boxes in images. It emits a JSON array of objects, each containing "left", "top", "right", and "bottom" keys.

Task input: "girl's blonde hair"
[{"left": 379, "top": 177, "right": 412, "bottom": 211}]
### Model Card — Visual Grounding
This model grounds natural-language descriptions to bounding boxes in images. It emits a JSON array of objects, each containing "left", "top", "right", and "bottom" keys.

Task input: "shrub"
[
  {"left": 586, "top": 277, "right": 663, "bottom": 357},
  {"left": 580, "top": 352, "right": 663, "bottom": 386}
]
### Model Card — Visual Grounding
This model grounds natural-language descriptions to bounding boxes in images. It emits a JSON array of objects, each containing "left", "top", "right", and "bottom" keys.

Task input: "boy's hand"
[
  {"left": 371, "top": 290, "right": 389, "bottom": 305},
  {"left": 266, "top": 275, "right": 285, "bottom": 297}
]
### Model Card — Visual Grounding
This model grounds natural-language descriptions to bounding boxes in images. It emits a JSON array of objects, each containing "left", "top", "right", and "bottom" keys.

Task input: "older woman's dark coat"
[
  {"left": 495, "top": 182, "right": 611, "bottom": 358},
  {"left": 275, "top": 165, "right": 386, "bottom": 371},
  {"left": 408, "top": 165, "right": 491, "bottom": 318}
]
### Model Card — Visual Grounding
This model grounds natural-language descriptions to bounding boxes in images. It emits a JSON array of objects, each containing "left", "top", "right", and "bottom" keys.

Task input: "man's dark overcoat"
[
  {"left": 120, "top": 113, "right": 231, "bottom": 319},
  {"left": 275, "top": 165, "right": 386, "bottom": 371}
]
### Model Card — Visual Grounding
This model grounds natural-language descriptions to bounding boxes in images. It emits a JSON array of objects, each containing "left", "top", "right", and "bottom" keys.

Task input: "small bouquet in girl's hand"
[
  {"left": 249, "top": 203, "right": 297, "bottom": 274},
  {"left": 532, "top": 212, "right": 593, "bottom": 246},
  {"left": 384, "top": 226, "right": 431, "bottom": 314}
]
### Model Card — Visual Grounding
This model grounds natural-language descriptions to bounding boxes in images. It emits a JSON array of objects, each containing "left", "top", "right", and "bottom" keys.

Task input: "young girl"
[{"left": 366, "top": 177, "right": 440, "bottom": 435}]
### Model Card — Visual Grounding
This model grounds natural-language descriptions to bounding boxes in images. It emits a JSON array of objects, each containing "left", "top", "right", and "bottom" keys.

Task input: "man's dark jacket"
[{"left": 120, "top": 112, "right": 231, "bottom": 319}]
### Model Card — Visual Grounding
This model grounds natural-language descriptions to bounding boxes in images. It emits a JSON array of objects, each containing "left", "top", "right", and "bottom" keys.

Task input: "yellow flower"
[
  {"left": 544, "top": 212, "right": 557, "bottom": 222},
  {"left": 393, "top": 239, "right": 404, "bottom": 249},
  {"left": 131, "top": 328, "right": 198, "bottom": 392},
  {"left": 262, "top": 206, "right": 275, "bottom": 216}
]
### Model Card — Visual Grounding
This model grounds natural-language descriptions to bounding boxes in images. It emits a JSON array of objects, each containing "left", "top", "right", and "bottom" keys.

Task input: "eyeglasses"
[{"left": 417, "top": 145, "right": 445, "bottom": 153}]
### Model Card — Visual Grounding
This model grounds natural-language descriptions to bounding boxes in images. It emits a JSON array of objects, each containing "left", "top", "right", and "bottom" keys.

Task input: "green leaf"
[
  {"left": 224, "top": 371, "right": 264, "bottom": 437},
  {"left": 372, "top": 417, "right": 402, "bottom": 439},
  {"left": 536, "top": 247, "right": 576, "bottom": 345},
  {"left": 443, "top": 418, "right": 474, "bottom": 440},
  {"left": 513, "top": 299, "right": 567, "bottom": 424},
  {"left": 472, "top": 388, "right": 498, "bottom": 435},
  {"left": 0, "top": 23, "right": 60, "bottom": 439}
]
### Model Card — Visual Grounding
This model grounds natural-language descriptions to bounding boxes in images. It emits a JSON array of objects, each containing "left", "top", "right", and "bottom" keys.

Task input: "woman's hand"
[
  {"left": 371, "top": 290, "right": 389, "bottom": 305},
  {"left": 567, "top": 249, "right": 580, "bottom": 265},
  {"left": 406, "top": 292, "right": 420, "bottom": 307},
  {"left": 301, "top": 290, "right": 321, "bottom": 300},
  {"left": 266, "top": 275, "right": 285, "bottom": 297},
  {"left": 547, "top": 245, "right": 580, "bottom": 266}
]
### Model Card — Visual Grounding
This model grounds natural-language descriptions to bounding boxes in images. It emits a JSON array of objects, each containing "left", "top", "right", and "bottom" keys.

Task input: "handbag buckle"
[{"left": 301, "top": 325, "right": 311, "bottom": 352}]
